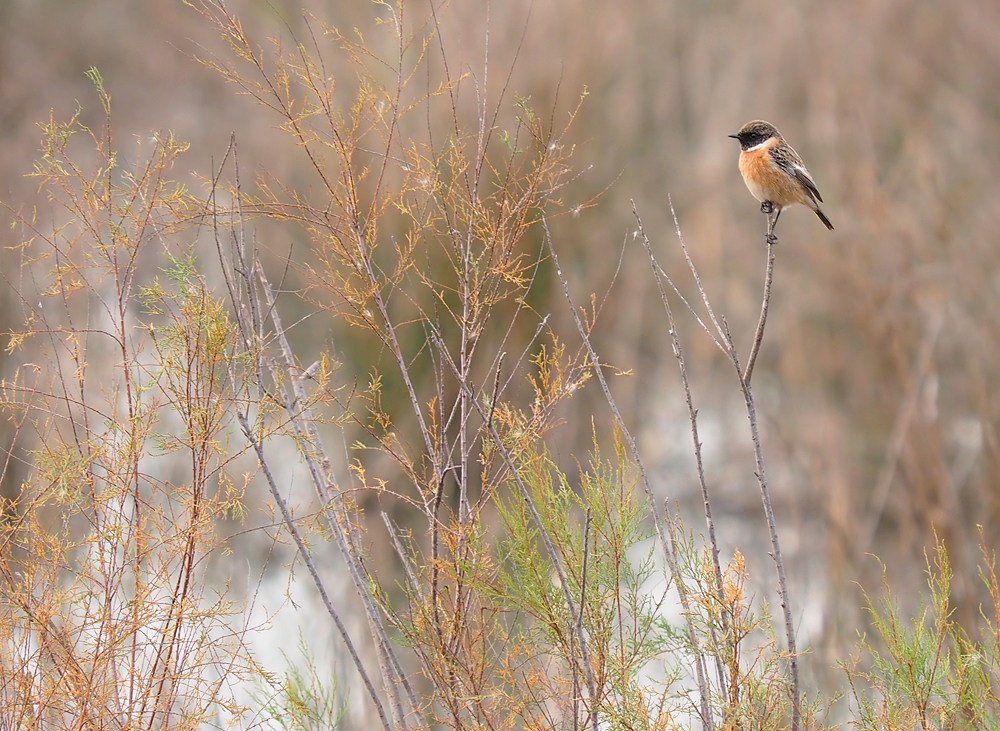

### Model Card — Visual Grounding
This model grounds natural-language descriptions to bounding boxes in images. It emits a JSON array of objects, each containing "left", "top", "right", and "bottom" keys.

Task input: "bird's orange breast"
[{"left": 738, "top": 139, "right": 809, "bottom": 207}]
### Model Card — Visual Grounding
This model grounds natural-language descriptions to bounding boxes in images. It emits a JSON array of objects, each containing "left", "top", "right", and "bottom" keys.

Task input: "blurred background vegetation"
[{"left": 2, "top": 0, "right": 999, "bottom": 705}]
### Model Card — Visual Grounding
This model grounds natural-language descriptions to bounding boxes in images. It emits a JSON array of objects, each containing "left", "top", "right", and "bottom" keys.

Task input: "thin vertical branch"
[
  {"left": 665, "top": 201, "right": 799, "bottom": 729},
  {"left": 543, "top": 219, "right": 715, "bottom": 731},
  {"left": 742, "top": 239, "right": 776, "bottom": 385},
  {"left": 724, "top": 317, "right": 800, "bottom": 731},
  {"left": 632, "top": 203, "right": 729, "bottom": 704}
]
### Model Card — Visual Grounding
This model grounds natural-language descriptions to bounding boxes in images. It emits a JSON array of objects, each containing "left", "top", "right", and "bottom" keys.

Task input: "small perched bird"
[{"left": 729, "top": 120, "right": 833, "bottom": 237}]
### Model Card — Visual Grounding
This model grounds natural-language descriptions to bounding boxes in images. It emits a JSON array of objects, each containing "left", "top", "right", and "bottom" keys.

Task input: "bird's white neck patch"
[{"left": 746, "top": 139, "right": 771, "bottom": 151}]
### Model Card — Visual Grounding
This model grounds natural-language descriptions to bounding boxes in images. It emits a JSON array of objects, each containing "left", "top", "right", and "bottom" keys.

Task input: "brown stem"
[
  {"left": 725, "top": 319, "right": 800, "bottom": 731},
  {"left": 544, "top": 218, "right": 715, "bottom": 731},
  {"left": 742, "top": 239, "right": 776, "bottom": 385},
  {"left": 632, "top": 202, "right": 730, "bottom": 706},
  {"left": 665, "top": 199, "right": 798, "bottom": 730}
]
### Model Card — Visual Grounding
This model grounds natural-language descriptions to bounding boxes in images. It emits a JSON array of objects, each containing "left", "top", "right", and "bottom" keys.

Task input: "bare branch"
[{"left": 543, "top": 218, "right": 715, "bottom": 731}]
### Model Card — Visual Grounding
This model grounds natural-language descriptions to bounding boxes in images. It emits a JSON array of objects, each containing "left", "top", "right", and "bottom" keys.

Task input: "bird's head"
[{"left": 729, "top": 120, "right": 781, "bottom": 151}]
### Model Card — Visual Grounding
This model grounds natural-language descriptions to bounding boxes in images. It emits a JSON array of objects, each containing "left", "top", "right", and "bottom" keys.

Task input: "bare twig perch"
[
  {"left": 742, "top": 237, "right": 776, "bottom": 386},
  {"left": 664, "top": 200, "right": 800, "bottom": 731}
]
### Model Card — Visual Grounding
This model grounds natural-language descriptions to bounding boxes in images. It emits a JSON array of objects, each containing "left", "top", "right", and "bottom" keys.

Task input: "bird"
[{"left": 729, "top": 120, "right": 833, "bottom": 240}]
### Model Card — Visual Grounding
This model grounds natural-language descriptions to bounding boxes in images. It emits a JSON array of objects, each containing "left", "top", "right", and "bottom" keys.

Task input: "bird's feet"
[{"left": 760, "top": 201, "right": 775, "bottom": 215}]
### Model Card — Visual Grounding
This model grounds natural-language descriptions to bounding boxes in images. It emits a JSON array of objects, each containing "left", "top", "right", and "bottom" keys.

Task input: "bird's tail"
[{"left": 814, "top": 207, "right": 834, "bottom": 231}]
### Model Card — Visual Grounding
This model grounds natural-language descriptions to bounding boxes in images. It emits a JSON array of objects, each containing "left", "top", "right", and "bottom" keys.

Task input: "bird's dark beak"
[{"left": 728, "top": 134, "right": 739, "bottom": 140}]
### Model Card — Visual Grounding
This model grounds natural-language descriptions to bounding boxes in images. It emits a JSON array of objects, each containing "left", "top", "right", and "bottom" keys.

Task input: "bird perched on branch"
[{"left": 729, "top": 120, "right": 833, "bottom": 241}]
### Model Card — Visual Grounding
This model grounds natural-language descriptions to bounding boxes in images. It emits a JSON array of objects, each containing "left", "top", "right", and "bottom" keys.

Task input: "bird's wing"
[{"left": 769, "top": 144, "right": 824, "bottom": 203}]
